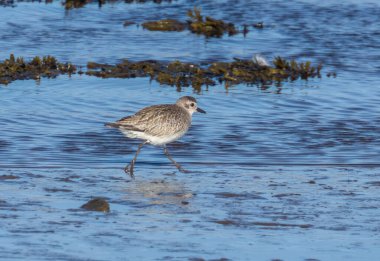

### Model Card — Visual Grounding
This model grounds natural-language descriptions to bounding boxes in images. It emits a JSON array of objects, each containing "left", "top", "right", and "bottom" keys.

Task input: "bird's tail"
[{"left": 105, "top": 122, "right": 120, "bottom": 128}]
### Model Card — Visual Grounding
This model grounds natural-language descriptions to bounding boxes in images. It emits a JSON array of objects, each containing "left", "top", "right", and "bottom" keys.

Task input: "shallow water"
[
  {"left": 1, "top": 166, "right": 380, "bottom": 260},
  {"left": 1, "top": 75, "right": 380, "bottom": 168},
  {"left": 1, "top": 0, "right": 380, "bottom": 260}
]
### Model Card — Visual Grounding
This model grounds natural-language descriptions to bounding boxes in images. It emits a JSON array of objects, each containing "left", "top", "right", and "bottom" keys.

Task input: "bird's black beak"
[{"left": 197, "top": 107, "right": 206, "bottom": 114}]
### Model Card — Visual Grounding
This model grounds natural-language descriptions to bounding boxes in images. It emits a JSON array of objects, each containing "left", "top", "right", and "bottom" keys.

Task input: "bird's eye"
[{"left": 190, "top": 103, "right": 195, "bottom": 107}]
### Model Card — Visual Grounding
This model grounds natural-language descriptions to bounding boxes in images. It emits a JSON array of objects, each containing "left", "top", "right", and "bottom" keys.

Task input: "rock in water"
[{"left": 81, "top": 198, "right": 110, "bottom": 213}]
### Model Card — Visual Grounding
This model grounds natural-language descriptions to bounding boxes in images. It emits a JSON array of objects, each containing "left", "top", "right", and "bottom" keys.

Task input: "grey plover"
[{"left": 106, "top": 96, "right": 206, "bottom": 178}]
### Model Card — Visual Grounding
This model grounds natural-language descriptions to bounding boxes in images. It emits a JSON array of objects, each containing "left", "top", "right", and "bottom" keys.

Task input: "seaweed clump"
[
  {"left": 187, "top": 7, "right": 237, "bottom": 37},
  {"left": 142, "top": 19, "right": 187, "bottom": 31},
  {"left": 211, "top": 57, "right": 322, "bottom": 86},
  {"left": 141, "top": 7, "right": 238, "bottom": 37},
  {"left": 0, "top": 54, "right": 76, "bottom": 85},
  {"left": 86, "top": 60, "right": 214, "bottom": 91},
  {"left": 63, "top": 0, "right": 91, "bottom": 9},
  {"left": 273, "top": 57, "right": 323, "bottom": 81},
  {"left": 86, "top": 57, "right": 322, "bottom": 91}
]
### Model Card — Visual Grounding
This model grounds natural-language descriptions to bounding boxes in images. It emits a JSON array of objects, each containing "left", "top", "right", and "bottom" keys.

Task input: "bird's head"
[{"left": 176, "top": 96, "right": 206, "bottom": 115}]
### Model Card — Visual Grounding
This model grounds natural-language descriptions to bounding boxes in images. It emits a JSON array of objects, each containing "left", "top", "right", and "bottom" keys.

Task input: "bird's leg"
[
  {"left": 125, "top": 141, "right": 147, "bottom": 178},
  {"left": 163, "top": 145, "right": 189, "bottom": 173}
]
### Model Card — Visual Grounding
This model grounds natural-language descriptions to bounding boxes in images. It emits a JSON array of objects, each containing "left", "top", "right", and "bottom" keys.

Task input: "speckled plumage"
[
  {"left": 106, "top": 96, "right": 205, "bottom": 177},
  {"left": 113, "top": 104, "right": 192, "bottom": 145}
]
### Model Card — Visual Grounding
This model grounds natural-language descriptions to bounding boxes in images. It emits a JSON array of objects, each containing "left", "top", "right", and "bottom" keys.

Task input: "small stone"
[{"left": 0, "top": 175, "right": 19, "bottom": 180}]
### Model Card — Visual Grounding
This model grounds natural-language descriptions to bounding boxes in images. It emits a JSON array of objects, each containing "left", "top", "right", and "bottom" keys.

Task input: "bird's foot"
[
  {"left": 177, "top": 165, "right": 190, "bottom": 174},
  {"left": 124, "top": 163, "right": 135, "bottom": 179}
]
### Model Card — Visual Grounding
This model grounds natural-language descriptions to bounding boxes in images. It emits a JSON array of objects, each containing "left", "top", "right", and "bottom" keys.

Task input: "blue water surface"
[{"left": 1, "top": 0, "right": 380, "bottom": 260}]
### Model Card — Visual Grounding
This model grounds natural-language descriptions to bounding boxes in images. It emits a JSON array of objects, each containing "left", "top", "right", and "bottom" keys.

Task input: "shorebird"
[{"left": 106, "top": 96, "right": 206, "bottom": 178}]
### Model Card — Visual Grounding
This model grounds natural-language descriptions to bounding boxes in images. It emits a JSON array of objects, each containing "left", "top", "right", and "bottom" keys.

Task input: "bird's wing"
[
  {"left": 105, "top": 121, "right": 144, "bottom": 132},
  {"left": 105, "top": 104, "right": 189, "bottom": 136},
  {"left": 105, "top": 115, "right": 144, "bottom": 132},
  {"left": 105, "top": 106, "right": 165, "bottom": 132},
  {"left": 137, "top": 106, "right": 190, "bottom": 136}
]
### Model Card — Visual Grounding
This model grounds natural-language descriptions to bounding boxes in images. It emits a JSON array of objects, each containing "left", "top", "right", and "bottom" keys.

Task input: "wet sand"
[{"left": 1, "top": 166, "right": 379, "bottom": 260}]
